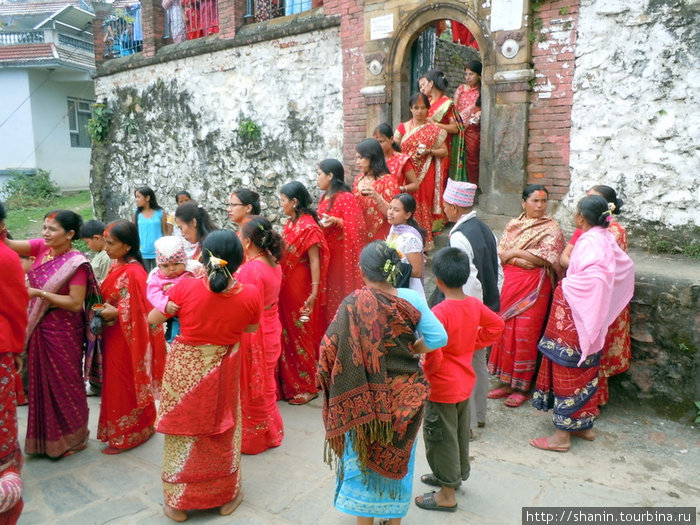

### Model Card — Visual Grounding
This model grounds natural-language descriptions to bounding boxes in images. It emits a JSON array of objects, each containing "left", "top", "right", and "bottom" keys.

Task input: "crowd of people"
[{"left": 0, "top": 63, "right": 636, "bottom": 524}]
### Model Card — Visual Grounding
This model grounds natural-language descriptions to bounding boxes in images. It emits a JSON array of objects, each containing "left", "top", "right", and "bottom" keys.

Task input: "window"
[{"left": 68, "top": 98, "right": 93, "bottom": 148}]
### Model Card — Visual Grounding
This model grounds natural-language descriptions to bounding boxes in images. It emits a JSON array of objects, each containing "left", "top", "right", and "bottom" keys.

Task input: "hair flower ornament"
[
  {"left": 206, "top": 250, "right": 233, "bottom": 281},
  {"left": 608, "top": 202, "right": 616, "bottom": 213}
]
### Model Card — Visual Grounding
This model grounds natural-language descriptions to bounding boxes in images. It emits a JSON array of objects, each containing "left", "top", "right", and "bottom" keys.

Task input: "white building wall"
[
  {"left": 0, "top": 69, "right": 36, "bottom": 170},
  {"left": 29, "top": 70, "right": 94, "bottom": 190},
  {"left": 566, "top": 0, "right": 700, "bottom": 230}
]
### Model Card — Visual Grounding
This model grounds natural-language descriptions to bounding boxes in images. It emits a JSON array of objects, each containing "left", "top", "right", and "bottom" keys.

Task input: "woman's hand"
[
  {"left": 28, "top": 287, "right": 43, "bottom": 300},
  {"left": 100, "top": 303, "right": 119, "bottom": 322},
  {"left": 302, "top": 294, "right": 316, "bottom": 314}
]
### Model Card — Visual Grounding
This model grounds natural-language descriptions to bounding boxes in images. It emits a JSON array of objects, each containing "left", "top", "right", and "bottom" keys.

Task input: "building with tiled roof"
[{"left": 0, "top": 0, "right": 96, "bottom": 190}]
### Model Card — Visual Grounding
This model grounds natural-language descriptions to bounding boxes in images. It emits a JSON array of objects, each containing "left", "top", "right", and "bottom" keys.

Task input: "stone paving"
[{"left": 18, "top": 392, "right": 699, "bottom": 524}]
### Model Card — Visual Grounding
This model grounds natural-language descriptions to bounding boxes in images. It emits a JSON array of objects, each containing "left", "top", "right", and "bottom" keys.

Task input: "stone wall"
[
  {"left": 434, "top": 37, "right": 481, "bottom": 99},
  {"left": 564, "top": 0, "right": 700, "bottom": 240},
  {"left": 90, "top": 25, "right": 343, "bottom": 226}
]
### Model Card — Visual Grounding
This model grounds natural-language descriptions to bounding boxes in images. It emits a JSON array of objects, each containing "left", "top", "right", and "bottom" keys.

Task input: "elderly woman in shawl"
[
  {"left": 531, "top": 195, "right": 634, "bottom": 452},
  {"left": 318, "top": 241, "right": 447, "bottom": 525},
  {"left": 487, "top": 184, "right": 565, "bottom": 408}
]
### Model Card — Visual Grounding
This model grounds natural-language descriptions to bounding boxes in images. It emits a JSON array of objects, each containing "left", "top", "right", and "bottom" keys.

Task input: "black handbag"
[{"left": 394, "top": 260, "right": 413, "bottom": 288}]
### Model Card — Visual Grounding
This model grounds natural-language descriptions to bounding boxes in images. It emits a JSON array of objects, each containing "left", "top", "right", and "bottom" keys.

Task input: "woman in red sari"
[
  {"left": 228, "top": 188, "right": 261, "bottom": 238},
  {"left": 237, "top": 217, "right": 284, "bottom": 454},
  {"left": 487, "top": 185, "right": 565, "bottom": 407},
  {"left": 97, "top": 220, "right": 166, "bottom": 455},
  {"left": 4, "top": 210, "right": 100, "bottom": 459},
  {"left": 420, "top": 69, "right": 467, "bottom": 185},
  {"left": 374, "top": 123, "right": 419, "bottom": 194},
  {"left": 317, "top": 159, "right": 366, "bottom": 324},
  {"left": 454, "top": 60, "right": 482, "bottom": 186},
  {"left": 182, "top": 0, "right": 218, "bottom": 39},
  {"left": 148, "top": 230, "right": 260, "bottom": 521},
  {"left": 559, "top": 185, "right": 631, "bottom": 406},
  {"left": 394, "top": 93, "right": 448, "bottom": 250},
  {"left": 278, "top": 181, "right": 330, "bottom": 405},
  {"left": 352, "top": 138, "right": 400, "bottom": 242}
]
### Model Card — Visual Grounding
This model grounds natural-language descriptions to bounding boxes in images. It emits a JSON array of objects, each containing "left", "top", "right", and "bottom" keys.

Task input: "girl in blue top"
[{"left": 133, "top": 186, "right": 166, "bottom": 272}]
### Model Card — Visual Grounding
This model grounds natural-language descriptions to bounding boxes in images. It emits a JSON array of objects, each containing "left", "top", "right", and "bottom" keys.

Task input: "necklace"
[
  {"left": 248, "top": 251, "right": 266, "bottom": 261},
  {"left": 46, "top": 247, "right": 70, "bottom": 261}
]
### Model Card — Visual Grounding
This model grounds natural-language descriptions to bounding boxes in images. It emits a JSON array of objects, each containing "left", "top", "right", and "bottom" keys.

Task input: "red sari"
[
  {"left": 98, "top": 260, "right": 166, "bottom": 450},
  {"left": 156, "top": 279, "right": 260, "bottom": 510},
  {"left": 352, "top": 173, "right": 399, "bottom": 242},
  {"left": 318, "top": 191, "right": 366, "bottom": 324},
  {"left": 394, "top": 121, "right": 447, "bottom": 247},
  {"left": 488, "top": 215, "right": 565, "bottom": 392},
  {"left": 278, "top": 214, "right": 330, "bottom": 399},
  {"left": 568, "top": 221, "right": 631, "bottom": 405},
  {"left": 183, "top": 0, "right": 218, "bottom": 39},
  {"left": 454, "top": 84, "right": 481, "bottom": 185},
  {"left": 236, "top": 259, "right": 284, "bottom": 454},
  {"left": 429, "top": 94, "right": 467, "bottom": 183},
  {"left": 385, "top": 152, "right": 415, "bottom": 189}
]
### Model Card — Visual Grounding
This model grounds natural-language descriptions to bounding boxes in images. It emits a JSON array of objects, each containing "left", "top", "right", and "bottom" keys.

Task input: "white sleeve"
[
  {"left": 495, "top": 232, "right": 504, "bottom": 293},
  {"left": 450, "top": 231, "right": 483, "bottom": 301}
]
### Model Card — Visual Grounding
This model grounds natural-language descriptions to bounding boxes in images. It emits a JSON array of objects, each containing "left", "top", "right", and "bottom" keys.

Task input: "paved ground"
[{"left": 18, "top": 391, "right": 699, "bottom": 524}]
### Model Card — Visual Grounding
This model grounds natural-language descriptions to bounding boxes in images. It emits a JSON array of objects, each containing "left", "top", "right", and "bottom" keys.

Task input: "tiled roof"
[
  {"left": 0, "top": 42, "right": 55, "bottom": 61},
  {"left": 0, "top": 41, "right": 94, "bottom": 71},
  {"left": 0, "top": 2, "right": 81, "bottom": 16}
]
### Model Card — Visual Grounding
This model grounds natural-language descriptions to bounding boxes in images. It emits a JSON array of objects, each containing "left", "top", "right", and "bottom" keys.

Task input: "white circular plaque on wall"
[
  {"left": 368, "top": 60, "right": 383, "bottom": 76},
  {"left": 501, "top": 39, "right": 520, "bottom": 59}
]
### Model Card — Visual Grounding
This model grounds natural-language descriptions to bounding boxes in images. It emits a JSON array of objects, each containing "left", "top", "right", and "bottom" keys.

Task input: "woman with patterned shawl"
[
  {"left": 318, "top": 241, "right": 447, "bottom": 524},
  {"left": 531, "top": 195, "right": 634, "bottom": 452},
  {"left": 148, "top": 230, "right": 260, "bottom": 521},
  {"left": 394, "top": 93, "right": 448, "bottom": 249},
  {"left": 278, "top": 182, "right": 330, "bottom": 405},
  {"left": 559, "top": 185, "right": 632, "bottom": 406},
  {"left": 420, "top": 69, "right": 467, "bottom": 184},
  {"left": 352, "top": 138, "right": 400, "bottom": 242},
  {"left": 454, "top": 60, "right": 482, "bottom": 186},
  {"left": 4, "top": 210, "right": 100, "bottom": 459},
  {"left": 316, "top": 159, "right": 366, "bottom": 325},
  {"left": 487, "top": 185, "right": 565, "bottom": 408},
  {"left": 237, "top": 217, "right": 285, "bottom": 455},
  {"left": 97, "top": 220, "right": 166, "bottom": 455}
]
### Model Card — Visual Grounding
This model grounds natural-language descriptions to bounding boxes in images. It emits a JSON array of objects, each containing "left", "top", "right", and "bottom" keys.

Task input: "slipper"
[
  {"left": 529, "top": 437, "right": 569, "bottom": 453},
  {"left": 487, "top": 387, "right": 512, "bottom": 399},
  {"left": 288, "top": 392, "right": 318, "bottom": 405},
  {"left": 571, "top": 429, "right": 596, "bottom": 441},
  {"left": 414, "top": 491, "right": 457, "bottom": 512},
  {"left": 420, "top": 473, "right": 441, "bottom": 487},
  {"left": 504, "top": 392, "right": 531, "bottom": 407}
]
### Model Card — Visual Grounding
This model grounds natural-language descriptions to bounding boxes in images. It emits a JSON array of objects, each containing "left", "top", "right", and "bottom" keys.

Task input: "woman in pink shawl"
[
  {"left": 530, "top": 195, "right": 634, "bottom": 452},
  {"left": 3, "top": 210, "right": 100, "bottom": 458}
]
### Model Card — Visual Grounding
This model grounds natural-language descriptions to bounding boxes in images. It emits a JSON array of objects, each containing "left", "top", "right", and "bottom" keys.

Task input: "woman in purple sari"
[{"left": 4, "top": 210, "right": 101, "bottom": 458}]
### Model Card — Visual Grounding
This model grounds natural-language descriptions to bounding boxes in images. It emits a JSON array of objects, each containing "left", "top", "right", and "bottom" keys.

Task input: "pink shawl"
[{"left": 562, "top": 227, "right": 634, "bottom": 365}]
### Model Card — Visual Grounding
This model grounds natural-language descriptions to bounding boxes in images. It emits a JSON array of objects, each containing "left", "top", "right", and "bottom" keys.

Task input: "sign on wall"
[{"left": 490, "top": 0, "right": 523, "bottom": 31}]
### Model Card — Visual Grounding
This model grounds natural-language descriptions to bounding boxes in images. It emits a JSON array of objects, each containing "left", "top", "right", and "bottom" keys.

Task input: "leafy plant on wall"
[{"left": 86, "top": 102, "right": 113, "bottom": 144}]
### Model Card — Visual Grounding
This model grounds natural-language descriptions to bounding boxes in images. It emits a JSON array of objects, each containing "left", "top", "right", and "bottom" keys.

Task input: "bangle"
[
  {"left": 311, "top": 282, "right": 320, "bottom": 285},
  {"left": 41, "top": 290, "right": 49, "bottom": 302}
]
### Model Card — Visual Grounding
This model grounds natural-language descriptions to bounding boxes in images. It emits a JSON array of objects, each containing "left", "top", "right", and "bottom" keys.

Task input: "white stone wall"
[
  {"left": 565, "top": 0, "right": 699, "bottom": 230},
  {"left": 93, "top": 26, "right": 343, "bottom": 225}
]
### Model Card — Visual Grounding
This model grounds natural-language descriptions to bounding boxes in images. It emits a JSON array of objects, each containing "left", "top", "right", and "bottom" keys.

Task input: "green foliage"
[
  {"left": 4, "top": 191, "right": 93, "bottom": 240},
  {"left": 238, "top": 118, "right": 262, "bottom": 142},
  {"left": 86, "top": 103, "right": 113, "bottom": 144},
  {"left": 682, "top": 243, "right": 700, "bottom": 259},
  {"left": 122, "top": 94, "right": 142, "bottom": 136},
  {"left": 695, "top": 401, "right": 700, "bottom": 424},
  {"left": 3, "top": 169, "right": 59, "bottom": 208},
  {"left": 559, "top": 7, "right": 569, "bottom": 15}
]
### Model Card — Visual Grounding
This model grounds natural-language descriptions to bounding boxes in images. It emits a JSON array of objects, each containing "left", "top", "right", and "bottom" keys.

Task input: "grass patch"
[{"left": 4, "top": 191, "right": 94, "bottom": 241}]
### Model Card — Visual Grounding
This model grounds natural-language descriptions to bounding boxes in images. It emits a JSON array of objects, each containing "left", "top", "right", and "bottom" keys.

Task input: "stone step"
[{"left": 425, "top": 210, "right": 699, "bottom": 420}]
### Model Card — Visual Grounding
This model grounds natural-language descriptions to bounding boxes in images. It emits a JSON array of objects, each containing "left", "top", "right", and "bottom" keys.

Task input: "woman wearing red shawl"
[
  {"left": 454, "top": 60, "right": 482, "bottom": 186},
  {"left": 394, "top": 93, "right": 448, "bottom": 249},
  {"left": 182, "top": 0, "right": 218, "bottom": 39},
  {"left": 374, "top": 124, "right": 419, "bottom": 195},
  {"left": 97, "top": 220, "right": 166, "bottom": 455},
  {"left": 4, "top": 210, "right": 100, "bottom": 459},
  {"left": 420, "top": 69, "right": 467, "bottom": 185},
  {"left": 531, "top": 195, "right": 634, "bottom": 452},
  {"left": 0, "top": 202, "right": 28, "bottom": 523},
  {"left": 148, "top": 230, "right": 260, "bottom": 521},
  {"left": 278, "top": 182, "right": 330, "bottom": 405},
  {"left": 237, "top": 217, "right": 285, "bottom": 455},
  {"left": 317, "top": 159, "right": 366, "bottom": 324},
  {"left": 352, "top": 139, "right": 400, "bottom": 242},
  {"left": 318, "top": 241, "right": 447, "bottom": 524},
  {"left": 559, "top": 185, "right": 631, "bottom": 406},
  {"left": 487, "top": 185, "right": 565, "bottom": 408}
]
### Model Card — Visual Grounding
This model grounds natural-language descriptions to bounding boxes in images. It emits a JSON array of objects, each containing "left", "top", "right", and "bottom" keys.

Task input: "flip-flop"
[
  {"left": 420, "top": 473, "right": 441, "bottom": 487},
  {"left": 529, "top": 437, "right": 569, "bottom": 453},
  {"left": 487, "top": 387, "right": 512, "bottom": 399},
  {"left": 504, "top": 392, "right": 531, "bottom": 407},
  {"left": 414, "top": 491, "right": 458, "bottom": 512},
  {"left": 288, "top": 392, "right": 318, "bottom": 405}
]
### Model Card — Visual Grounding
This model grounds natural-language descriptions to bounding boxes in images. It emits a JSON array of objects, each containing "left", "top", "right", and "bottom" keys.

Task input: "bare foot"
[
  {"left": 101, "top": 446, "right": 125, "bottom": 455},
  {"left": 571, "top": 428, "right": 596, "bottom": 441},
  {"left": 220, "top": 492, "right": 243, "bottom": 516},
  {"left": 163, "top": 504, "right": 187, "bottom": 522}
]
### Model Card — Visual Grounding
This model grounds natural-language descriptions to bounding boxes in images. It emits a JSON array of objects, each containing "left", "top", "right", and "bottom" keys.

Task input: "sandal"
[
  {"left": 487, "top": 387, "right": 512, "bottom": 399},
  {"left": 420, "top": 473, "right": 441, "bottom": 487},
  {"left": 414, "top": 491, "right": 458, "bottom": 512},
  {"left": 530, "top": 437, "right": 569, "bottom": 453},
  {"left": 288, "top": 392, "right": 318, "bottom": 405},
  {"left": 504, "top": 392, "right": 531, "bottom": 407}
]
